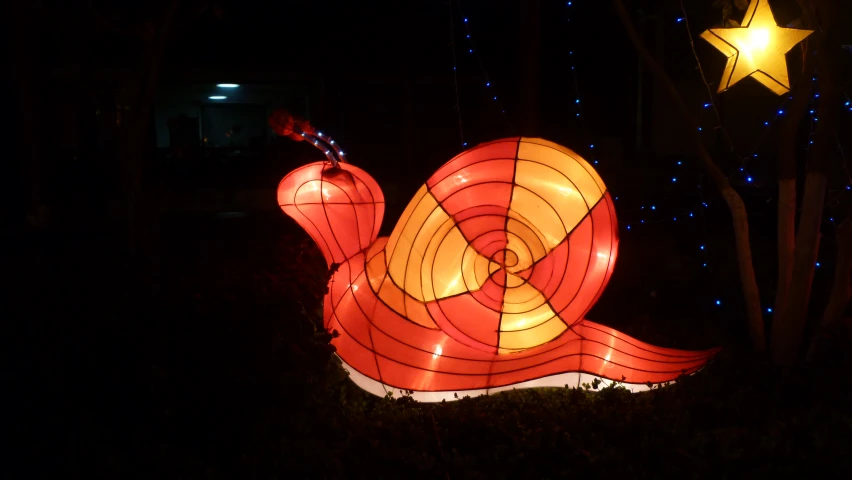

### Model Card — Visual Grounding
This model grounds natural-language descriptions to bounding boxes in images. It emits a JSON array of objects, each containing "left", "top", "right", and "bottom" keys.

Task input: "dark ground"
[{"left": 8, "top": 206, "right": 852, "bottom": 479}]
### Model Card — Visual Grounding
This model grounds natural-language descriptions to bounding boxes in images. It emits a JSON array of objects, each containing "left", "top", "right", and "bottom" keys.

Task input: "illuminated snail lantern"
[{"left": 275, "top": 112, "right": 718, "bottom": 401}]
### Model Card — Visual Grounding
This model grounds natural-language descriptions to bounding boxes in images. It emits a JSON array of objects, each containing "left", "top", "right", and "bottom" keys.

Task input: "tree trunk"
[
  {"left": 771, "top": 0, "right": 841, "bottom": 365},
  {"left": 806, "top": 219, "right": 852, "bottom": 361},
  {"left": 821, "top": 220, "right": 852, "bottom": 329},
  {"left": 771, "top": 178, "right": 830, "bottom": 365},
  {"left": 720, "top": 185, "right": 765, "bottom": 351},
  {"left": 774, "top": 50, "right": 813, "bottom": 317},
  {"left": 614, "top": 0, "right": 765, "bottom": 351},
  {"left": 775, "top": 178, "right": 796, "bottom": 310}
]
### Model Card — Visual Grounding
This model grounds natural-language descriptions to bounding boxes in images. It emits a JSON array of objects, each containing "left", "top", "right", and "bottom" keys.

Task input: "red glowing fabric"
[
  {"left": 268, "top": 109, "right": 315, "bottom": 141},
  {"left": 278, "top": 137, "right": 718, "bottom": 400}
]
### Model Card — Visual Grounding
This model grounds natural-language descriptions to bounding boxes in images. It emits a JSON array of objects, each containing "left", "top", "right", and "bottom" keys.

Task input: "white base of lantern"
[{"left": 337, "top": 355, "right": 662, "bottom": 403}]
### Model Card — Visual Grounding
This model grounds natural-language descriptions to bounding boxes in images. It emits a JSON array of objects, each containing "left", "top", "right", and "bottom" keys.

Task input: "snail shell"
[
  {"left": 277, "top": 137, "right": 715, "bottom": 398},
  {"left": 367, "top": 137, "right": 617, "bottom": 354}
]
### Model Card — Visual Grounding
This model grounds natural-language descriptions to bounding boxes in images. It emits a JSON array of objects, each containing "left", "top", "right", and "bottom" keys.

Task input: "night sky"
[{"left": 153, "top": 0, "right": 832, "bottom": 187}]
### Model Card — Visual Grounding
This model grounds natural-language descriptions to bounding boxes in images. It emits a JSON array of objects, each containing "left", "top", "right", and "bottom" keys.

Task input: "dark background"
[{"left": 7, "top": 0, "right": 852, "bottom": 476}]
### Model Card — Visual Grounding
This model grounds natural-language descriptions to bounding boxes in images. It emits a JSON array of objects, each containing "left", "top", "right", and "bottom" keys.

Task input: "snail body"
[{"left": 278, "top": 137, "right": 717, "bottom": 400}]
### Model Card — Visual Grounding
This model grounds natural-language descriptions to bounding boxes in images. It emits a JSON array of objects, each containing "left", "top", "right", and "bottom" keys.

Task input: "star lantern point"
[{"left": 700, "top": 0, "right": 813, "bottom": 95}]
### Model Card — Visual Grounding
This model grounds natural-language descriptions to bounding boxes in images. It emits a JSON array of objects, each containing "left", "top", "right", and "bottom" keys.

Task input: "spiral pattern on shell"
[{"left": 367, "top": 137, "right": 618, "bottom": 354}]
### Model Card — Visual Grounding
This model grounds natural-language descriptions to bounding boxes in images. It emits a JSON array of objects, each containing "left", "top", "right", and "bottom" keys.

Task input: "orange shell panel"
[{"left": 278, "top": 138, "right": 716, "bottom": 399}]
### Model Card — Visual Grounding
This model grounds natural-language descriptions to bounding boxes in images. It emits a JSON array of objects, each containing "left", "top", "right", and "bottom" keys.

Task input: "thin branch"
[
  {"left": 678, "top": 0, "right": 736, "bottom": 153},
  {"left": 614, "top": 0, "right": 765, "bottom": 351},
  {"left": 614, "top": 0, "right": 728, "bottom": 188}
]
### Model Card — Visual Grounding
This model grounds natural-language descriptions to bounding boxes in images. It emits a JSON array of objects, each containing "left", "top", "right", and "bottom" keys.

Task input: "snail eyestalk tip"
[
  {"left": 269, "top": 109, "right": 346, "bottom": 165},
  {"left": 303, "top": 131, "right": 345, "bottom": 167}
]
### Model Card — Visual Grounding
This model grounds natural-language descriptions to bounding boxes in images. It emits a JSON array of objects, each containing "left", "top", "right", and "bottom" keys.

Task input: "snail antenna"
[{"left": 268, "top": 109, "right": 347, "bottom": 166}]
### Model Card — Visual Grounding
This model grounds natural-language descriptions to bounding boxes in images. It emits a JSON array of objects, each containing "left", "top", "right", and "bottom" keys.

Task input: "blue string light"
[
  {"left": 448, "top": 3, "right": 466, "bottom": 149},
  {"left": 619, "top": 5, "right": 848, "bottom": 308},
  {"left": 455, "top": 0, "right": 515, "bottom": 138},
  {"left": 563, "top": 3, "right": 598, "bottom": 165},
  {"left": 623, "top": 1, "right": 846, "bottom": 222}
]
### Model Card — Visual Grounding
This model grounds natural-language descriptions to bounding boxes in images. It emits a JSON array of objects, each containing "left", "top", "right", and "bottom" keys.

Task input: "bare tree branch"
[{"left": 614, "top": 0, "right": 765, "bottom": 351}]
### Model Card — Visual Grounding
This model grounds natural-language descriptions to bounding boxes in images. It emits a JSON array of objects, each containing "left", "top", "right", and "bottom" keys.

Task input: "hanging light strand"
[
  {"left": 620, "top": 2, "right": 808, "bottom": 228},
  {"left": 448, "top": 2, "right": 466, "bottom": 148},
  {"left": 678, "top": 0, "right": 737, "bottom": 154},
  {"left": 564, "top": 2, "right": 598, "bottom": 164},
  {"left": 456, "top": 0, "right": 516, "bottom": 136}
]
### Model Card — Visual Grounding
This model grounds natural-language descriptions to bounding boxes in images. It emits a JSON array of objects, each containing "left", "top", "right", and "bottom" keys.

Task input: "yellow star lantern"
[{"left": 700, "top": 0, "right": 813, "bottom": 95}]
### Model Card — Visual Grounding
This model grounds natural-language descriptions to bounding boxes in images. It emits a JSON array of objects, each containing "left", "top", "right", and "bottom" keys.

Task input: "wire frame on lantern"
[{"left": 278, "top": 137, "right": 719, "bottom": 401}]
